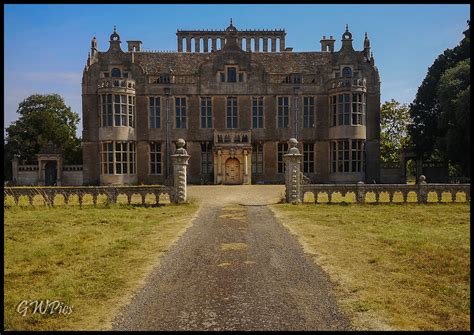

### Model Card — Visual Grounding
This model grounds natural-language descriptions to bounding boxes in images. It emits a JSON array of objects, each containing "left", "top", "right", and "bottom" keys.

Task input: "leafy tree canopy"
[
  {"left": 380, "top": 99, "right": 412, "bottom": 166},
  {"left": 408, "top": 20, "right": 470, "bottom": 176},
  {"left": 4, "top": 94, "right": 82, "bottom": 177},
  {"left": 436, "top": 59, "right": 470, "bottom": 175}
]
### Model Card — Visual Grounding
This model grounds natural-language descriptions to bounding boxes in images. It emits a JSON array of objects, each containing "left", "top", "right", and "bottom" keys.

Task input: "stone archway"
[{"left": 225, "top": 157, "right": 241, "bottom": 184}]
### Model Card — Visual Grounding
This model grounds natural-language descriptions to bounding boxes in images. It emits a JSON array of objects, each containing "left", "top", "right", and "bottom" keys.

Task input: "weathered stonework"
[
  {"left": 4, "top": 185, "right": 175, "bottom": 206},
  {"left": 82, "top": 21, "right": 381, "bottom": 186},
  {"left": 284, "top": 138, "right": 302, "bottom": 204},
  {"left": 171, "top": 138, "right": 190, "bottom": 203}
]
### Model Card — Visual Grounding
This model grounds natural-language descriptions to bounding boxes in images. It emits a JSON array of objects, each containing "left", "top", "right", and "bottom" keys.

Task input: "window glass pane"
[{"left": 227, "top": 67, "right": 237, "bottom": 82}]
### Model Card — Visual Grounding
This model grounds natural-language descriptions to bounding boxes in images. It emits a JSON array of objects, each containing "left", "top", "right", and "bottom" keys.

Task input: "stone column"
[
  {"left": 216, "top": 149, "right": 222, "bottom": 184},
  {"left": 203, "top": 37, "right": 209, "bottom": 52},
  {"left": 57, "top": 157, "right": 63, "bottom": 186},
  {"left": 194, "top": 36, "right": 200, "bottom": 53},
  {"left": 186, "top": 36, "right": 191, "bottom": 53},
  {"left": 263, "top": 37, "right": 268, "bottom": 52},
  {"left": 177, "top": 36, "right": 183, "bottom": 52},
  {"left": 171, "top": 139, "right": 190, "bottom": 204},
  {"left": 212, "top": 37, "right": 217, "bottom": 51},
  {"left": 255, "top": 36, "right": 260, "bottom": 52},
  {"left": 280, "top": 37, "right": 285, "bottom": 51},
  {"left": 271, "top": 37, "right": 276, "bottom": 52},
  {"left": 243, "top": 150, "right": 248, "bottom": 176},
  {"left": 246, "top": 37, "right": 251, "bottom": 52},
  {"left": 38, "top": 159, "right": 45, "bottom": 186},
  {"left": 284, "top": 138, "right": 302, "bottom": 204}
]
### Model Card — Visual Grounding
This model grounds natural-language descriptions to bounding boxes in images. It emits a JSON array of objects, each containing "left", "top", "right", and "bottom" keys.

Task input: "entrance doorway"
[
  {"left": 45, "top": 161, "right": 58, "bottom": 186},
  {"left": 225, "top": 158, "right": 241, "bottom": 184}
]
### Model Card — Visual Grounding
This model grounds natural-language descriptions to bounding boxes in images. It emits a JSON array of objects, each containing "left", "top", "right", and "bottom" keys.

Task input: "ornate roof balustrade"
[
  {"left": 97, "top": 78, "right": 136, "bottom": 91},
  {"left": 213, "top": 129, "right": 252, "bottom": 146},
  {"left": 328, "top": 77, "right": 367, "bottom": 92}
]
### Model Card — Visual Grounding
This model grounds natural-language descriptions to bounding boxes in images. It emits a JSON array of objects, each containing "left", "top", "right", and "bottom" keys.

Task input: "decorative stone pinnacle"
[
  {"left": 287, "top": 138, "right": 301, "bottom": 155},
  {"left": 288, "top": 138, "right": 298, "bottom": 148},
  {"left": 113, "top": 25, "right": 116, "bottom": 33},
  {"left": 176, "top": 138, "right": 185, "bottom": 149}
]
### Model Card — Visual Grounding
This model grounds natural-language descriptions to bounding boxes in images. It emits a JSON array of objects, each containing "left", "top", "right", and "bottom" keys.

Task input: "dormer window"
[
  {"left": 283, "top": 74, "right": 301, "bottom": 84},
  {"left": 342, "top": 67, "right": 352, "bottom": 78},
  {"left": 219, "top": 66, "right": 245, "bottom": 83},
  {"left": 111, "top": 68, "right": 121, "bottom": 78},
  {"left": 227, "top": 67, "right": 237, "bottom": 82}
]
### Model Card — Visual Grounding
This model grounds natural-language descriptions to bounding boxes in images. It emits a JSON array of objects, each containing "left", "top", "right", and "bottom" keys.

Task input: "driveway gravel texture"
[{"left": 112, "top": 185, "right": 351, "bottom": 330}]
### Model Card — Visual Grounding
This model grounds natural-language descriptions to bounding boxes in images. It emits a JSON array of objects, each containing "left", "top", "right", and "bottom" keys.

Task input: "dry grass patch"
[
  {"left": 4, "top": 204, "right": 198, "bottom": 330},
  {"left": 271, "top": 203, "right": 470, "bottom": 331}
]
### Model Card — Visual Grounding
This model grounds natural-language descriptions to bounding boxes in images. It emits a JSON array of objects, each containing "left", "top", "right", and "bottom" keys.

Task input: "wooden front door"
[{"left": 225, "top": 158, "right": 241, "bottom": 184}]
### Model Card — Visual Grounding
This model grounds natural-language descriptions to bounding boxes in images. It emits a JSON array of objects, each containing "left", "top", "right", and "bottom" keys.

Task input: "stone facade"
[{"left": 82, "top": 21, "right": 381, "bottom": 185}]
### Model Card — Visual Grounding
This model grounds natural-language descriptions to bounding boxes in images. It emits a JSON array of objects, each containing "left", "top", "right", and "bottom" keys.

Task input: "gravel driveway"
[{"left": 112, "top": 185, "right": 350, "bottom": 330}]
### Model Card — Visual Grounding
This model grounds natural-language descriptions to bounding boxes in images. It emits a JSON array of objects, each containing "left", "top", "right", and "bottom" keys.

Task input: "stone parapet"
[{"left": 4, "top": 185, "right": 175, "bottom": 206}]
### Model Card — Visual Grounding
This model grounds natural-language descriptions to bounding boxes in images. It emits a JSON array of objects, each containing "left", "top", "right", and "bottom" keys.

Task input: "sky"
[{"left": 4, "top": 4, "right": 470, "bottom": 137}]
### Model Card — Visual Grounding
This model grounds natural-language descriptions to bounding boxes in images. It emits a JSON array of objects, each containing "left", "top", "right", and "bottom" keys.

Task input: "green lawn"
[
  {"left": 271, "top": 203, "right": 470, "bottom": 331},
  {"left": 4, "top": 204, "right": 198, "bottom": 330}
]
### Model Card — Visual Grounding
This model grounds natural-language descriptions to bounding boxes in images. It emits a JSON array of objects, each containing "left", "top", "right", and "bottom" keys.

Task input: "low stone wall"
[
  {"left": 380, "top": 167, "right": 405, "bottom": 184},
  {"left": 62, "top": 170, "right": 83, "bottom": 186},
  {"left": 4, "top": 186, "right": 175, "bottom": 206},
  {"left": 16, "top": 171, "right": 38, "bottom": 185},
  {"left": 300, "top": 183, "right": 470, "bottom": 204}
]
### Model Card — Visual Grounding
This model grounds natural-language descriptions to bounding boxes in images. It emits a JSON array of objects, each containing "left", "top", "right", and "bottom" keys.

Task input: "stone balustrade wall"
[
  {"left": 4, "top": 186, "right": 175, "bottom": 207},
  {"left": 300, "top": 183, "right": 470, "bottom": 204}
]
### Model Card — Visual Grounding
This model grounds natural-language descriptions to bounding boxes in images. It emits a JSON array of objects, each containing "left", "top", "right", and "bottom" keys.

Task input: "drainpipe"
[
  {"left": 165, "top": 87, "right": 171, "bottom": 179},
  {"left": 293, "top": 86, "right": 300, "bottom": 139}
]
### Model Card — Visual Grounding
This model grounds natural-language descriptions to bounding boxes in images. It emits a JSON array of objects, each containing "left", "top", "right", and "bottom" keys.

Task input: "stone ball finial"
[
  {"left": 288, "top": 138, "right": 298, "bottom": 148},
  {"left": 419, "top": 175, "right": 427, "bottom": 184},
  {"left": 174, "top": 138, "right": 188, "bottom": 156},
  {"left": 176, "top": 138, "right": 185, "bottom": 149},
  {"left": 287, "top": 138, "right": 300, "bottom": 155}
]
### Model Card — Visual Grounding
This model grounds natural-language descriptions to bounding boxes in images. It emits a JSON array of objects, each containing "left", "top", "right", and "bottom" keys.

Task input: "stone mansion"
[{"left": 81, "top": 21, "right": 381, "bottom": 185}]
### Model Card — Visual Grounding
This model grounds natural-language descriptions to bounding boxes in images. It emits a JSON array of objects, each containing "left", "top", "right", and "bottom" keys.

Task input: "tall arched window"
[
  {"left": 111, "top": 68, "right": 121, "bottom": 78},
  {"left": 342, "top": 67, "right": 352, "bottom": 78}
]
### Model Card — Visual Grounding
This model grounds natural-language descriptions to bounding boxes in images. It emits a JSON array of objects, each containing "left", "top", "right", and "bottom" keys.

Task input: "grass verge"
[
  {"left": 4, "top": 203, "right": 199, "bottom": 330},
  {"left": 270, "top": 203, "right": 470, "bottom": 330}
]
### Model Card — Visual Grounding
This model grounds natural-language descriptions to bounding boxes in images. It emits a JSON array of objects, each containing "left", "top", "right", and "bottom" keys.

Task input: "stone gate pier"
[
  {"left": 283, "top": 138, "right": 302, "bottom": 204},
  {"left": 171, "top": 138, "right": 191, "bottom": 204},
  {"left": 283, "top": 139, "right": 470, "bottom": 204}
]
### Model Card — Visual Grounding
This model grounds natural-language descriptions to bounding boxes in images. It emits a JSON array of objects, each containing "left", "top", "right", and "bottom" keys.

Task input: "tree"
[
  {"left": 380, "top": 99, "right": 412, "bottom": 166},
  {"left": 409, "top": 20, "right": 470, "bottom": 175},
  {"left": 4, "top": 94, "right": 82, "bottom": 181},
  {"left": 436, "top": 59, "right": 470, "bottom": 176}
]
